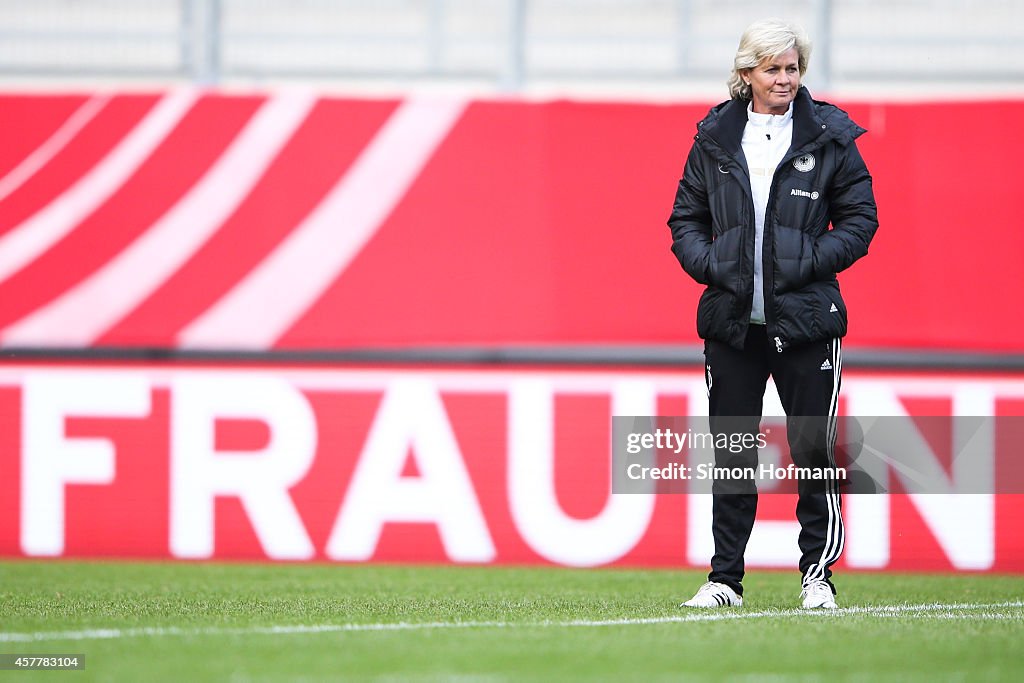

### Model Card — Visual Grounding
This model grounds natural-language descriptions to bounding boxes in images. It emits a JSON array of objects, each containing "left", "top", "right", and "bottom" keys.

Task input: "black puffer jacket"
[{"left": 668, "top": 86, "right": 878, "bottom": 352}]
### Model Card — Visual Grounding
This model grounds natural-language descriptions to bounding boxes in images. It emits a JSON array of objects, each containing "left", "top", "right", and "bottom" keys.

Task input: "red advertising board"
[
  {"left": 2, "top": 91, "right": 1021, "bottom": 574},
  {"left": 0, "top": 92, "right": 1022, "bottom": 352},
  {"left": 2, "top": 362, "right": 1022, "bottom": 572}
]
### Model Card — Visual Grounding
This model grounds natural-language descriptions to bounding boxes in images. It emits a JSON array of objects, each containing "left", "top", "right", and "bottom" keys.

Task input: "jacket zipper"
[
  {"left": 701, "top": 101, "right": 832, "bottom": 354},
  {"left": 706, "top": 126, "right": 800, "bottom": 353},
  {"left": 763, "top": 146, "right": 812, "bottom": 354}
]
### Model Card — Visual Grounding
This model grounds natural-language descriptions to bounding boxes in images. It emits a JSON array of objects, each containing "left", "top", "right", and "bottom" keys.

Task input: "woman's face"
[{"left": 745, "top": 47, "right": 801, "bottom": 114}]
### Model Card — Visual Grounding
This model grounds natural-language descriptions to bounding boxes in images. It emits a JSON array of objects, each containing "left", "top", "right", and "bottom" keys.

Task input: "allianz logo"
[{"left": 790, "top": 188, "right": 820, "bottom": 200}]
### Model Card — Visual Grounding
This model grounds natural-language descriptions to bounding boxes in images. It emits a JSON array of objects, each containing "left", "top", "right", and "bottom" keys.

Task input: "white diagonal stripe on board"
[
  {"left": 0, "top": 89, "right": 197, "bottom": 285},
  {"left": 1, "top": 90, "right": 317, "bottom": 347},
  {"left": 177, "top": 96, "right": 466, "bottom": 350},
  {"left": 0, "top": 94, "right": 111, "bottom": 203}
]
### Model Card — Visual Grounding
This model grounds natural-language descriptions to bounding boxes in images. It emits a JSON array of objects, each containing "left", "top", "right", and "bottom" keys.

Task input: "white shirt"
[{"left": 742, "top": 101, "right": 793, "bottom": 325}]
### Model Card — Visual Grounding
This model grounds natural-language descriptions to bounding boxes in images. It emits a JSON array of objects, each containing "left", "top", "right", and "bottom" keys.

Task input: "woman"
[{"left": 667, "top": 18, "right": 878, "bottom": 609}]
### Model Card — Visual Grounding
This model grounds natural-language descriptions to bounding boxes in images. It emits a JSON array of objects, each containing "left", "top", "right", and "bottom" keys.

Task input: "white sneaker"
[
  {"left": 681, "top": 581, "right": 743, "bottom": 608},
  {"left": 800, "top": 580, "right": 837, "bottom": 609}
]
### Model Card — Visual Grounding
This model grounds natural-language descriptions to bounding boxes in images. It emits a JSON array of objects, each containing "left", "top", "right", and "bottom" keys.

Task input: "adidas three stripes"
[{"left": 703, "top": 324, "right": 844, "bottom": 596}]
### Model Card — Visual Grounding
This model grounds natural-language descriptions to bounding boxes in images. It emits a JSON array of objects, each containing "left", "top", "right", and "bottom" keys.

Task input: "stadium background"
[{"left": 1, "top": 0, "right": 1023, "bottom": 575}]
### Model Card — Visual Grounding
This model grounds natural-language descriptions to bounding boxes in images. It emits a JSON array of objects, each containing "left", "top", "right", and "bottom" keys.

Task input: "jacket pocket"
[
  {"left": 773, "top": 279, "right": 847, "bottom": 346},
  {"left": 696, "top": 287, "right": 734, "bottom": 340},
  {"left": 708, "top": 225, "right": 744, "bottom": 296},
  {"left": 773, "top": 224, "right": 814, "bottom": 294},
  {"left": 814, "top": 280, "right": 848, "bottom": 339}
]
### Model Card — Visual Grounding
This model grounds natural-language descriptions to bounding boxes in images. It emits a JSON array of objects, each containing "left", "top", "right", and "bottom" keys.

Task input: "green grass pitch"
[{"left": 1, "top": 560, "right": 1022, "bottom": 682}]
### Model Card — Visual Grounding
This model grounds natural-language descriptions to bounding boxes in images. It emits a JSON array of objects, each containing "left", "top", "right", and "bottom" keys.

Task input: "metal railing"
[{"left": 0, "top": 0, "right": 1021, "bottom": 94}]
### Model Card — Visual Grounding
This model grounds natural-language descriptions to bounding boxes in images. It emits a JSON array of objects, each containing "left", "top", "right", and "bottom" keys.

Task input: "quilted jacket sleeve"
[
  {"left": 812, "top": 141, "right": 879, "bottom": 278},
  {"left": 667, "top": 142, "right": 714, "bottom": 285}
]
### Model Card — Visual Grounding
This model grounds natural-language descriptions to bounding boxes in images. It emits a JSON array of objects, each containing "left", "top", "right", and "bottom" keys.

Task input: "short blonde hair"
[{"left": 727, "top": 18, "right": 812, "bottom": 100}]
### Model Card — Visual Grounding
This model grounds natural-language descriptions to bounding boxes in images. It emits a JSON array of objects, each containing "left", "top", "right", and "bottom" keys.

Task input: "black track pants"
[{"left": 703, "top": 324, "right": 844, "bottom": 595}]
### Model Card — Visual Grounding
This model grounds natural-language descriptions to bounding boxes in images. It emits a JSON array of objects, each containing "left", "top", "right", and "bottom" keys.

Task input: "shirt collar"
[{"left": 746, "top": 101, "right": 794, "bottom": 128}]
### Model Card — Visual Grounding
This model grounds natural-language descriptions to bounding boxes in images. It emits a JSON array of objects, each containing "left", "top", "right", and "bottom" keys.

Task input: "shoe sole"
[{"left": 680, "top": 599, "right": 744, "bottom": 608}]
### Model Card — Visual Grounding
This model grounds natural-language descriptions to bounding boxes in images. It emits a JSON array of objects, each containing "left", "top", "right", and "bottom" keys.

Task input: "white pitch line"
[{"left": 0, "top": 601, "right": 1020, "bottom": 643}]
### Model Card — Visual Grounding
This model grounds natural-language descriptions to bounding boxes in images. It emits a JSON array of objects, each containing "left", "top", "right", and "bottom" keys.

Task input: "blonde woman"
[{"left": 667, "top": 18, "right": 878, "bottom": 609}]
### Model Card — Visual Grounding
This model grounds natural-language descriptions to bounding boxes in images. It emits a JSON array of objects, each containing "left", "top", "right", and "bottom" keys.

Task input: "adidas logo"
[
  {"left": 820, "top": 359, "right": 833, "bottom": 371},
  {"left": 829, "top": 303, "right": 839, "bottom": 313}
]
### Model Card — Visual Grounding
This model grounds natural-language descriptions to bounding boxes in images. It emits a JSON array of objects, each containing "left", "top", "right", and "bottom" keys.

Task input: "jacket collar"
[
  {"left": 697, "top": 87, "right": 850, "bottom": 156},
  {"left": 790, "top": 86, "right": 827, "bottom": 151}
]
